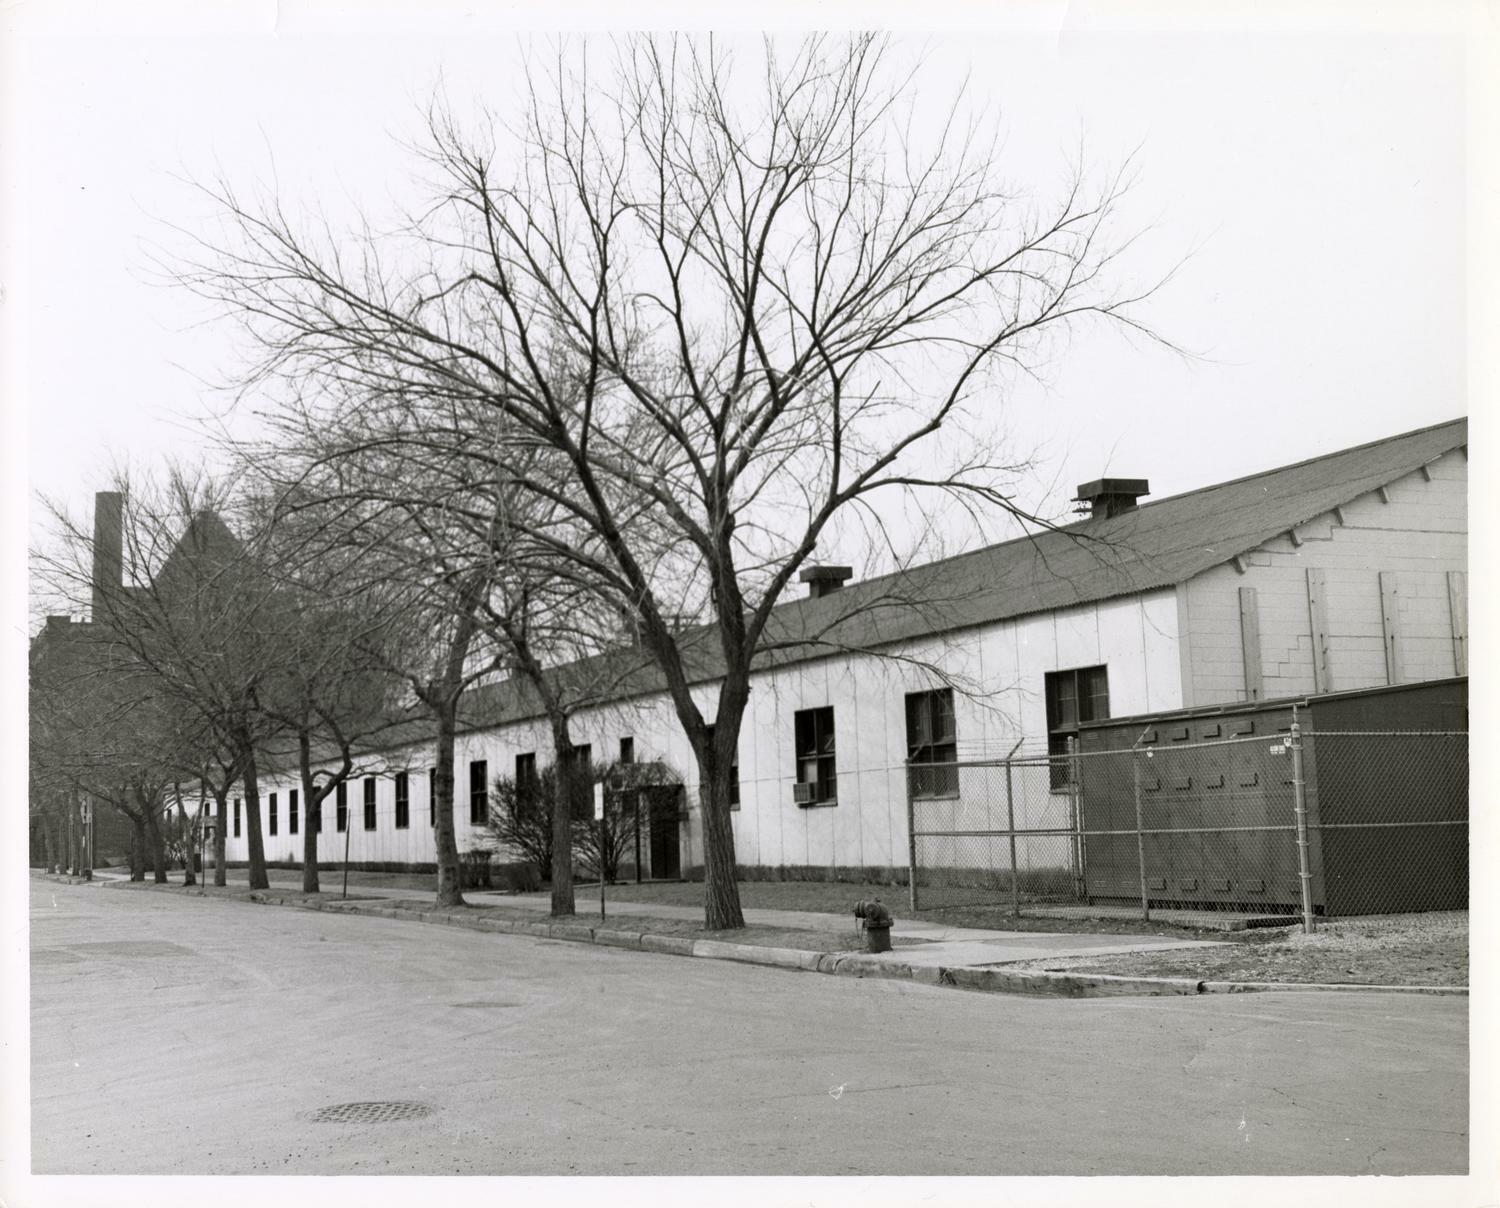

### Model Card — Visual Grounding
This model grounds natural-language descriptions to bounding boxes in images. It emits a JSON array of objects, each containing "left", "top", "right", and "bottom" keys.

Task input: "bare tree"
[
  {"left": 246, "top": 408, "right": 645, "bottom": 913},
  {"left": 29, "top": 621, "right": 193, "bottom": 884},
  {"left": 243, "top": 500, "right": 416, "bottom": 894},
  {"left": 33, "top": 471, "right": 294, "bottom": 889},
  {"left": 180, "top": 34, "right": 1173, "bottom": 927}
]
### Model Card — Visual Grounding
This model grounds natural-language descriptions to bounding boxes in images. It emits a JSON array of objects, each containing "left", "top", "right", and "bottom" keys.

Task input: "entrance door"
[{"left": 648, "top": 787, "right": 682, "bottom": 880}]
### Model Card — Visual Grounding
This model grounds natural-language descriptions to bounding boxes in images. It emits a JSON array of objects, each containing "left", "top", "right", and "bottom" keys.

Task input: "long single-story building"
[{"left": 204, "top": 417, "right": 1467, "bottom": 879}]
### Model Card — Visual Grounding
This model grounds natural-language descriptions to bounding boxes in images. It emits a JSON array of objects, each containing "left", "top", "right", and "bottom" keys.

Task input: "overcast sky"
[{"left": 4, "top": 2, "right": 1490, "bottom": 597}]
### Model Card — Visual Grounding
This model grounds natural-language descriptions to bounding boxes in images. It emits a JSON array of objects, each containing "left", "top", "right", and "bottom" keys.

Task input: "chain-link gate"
[
  {"left": 906, "top": 743, "right": 1084, "bottom": 913},
  {"left": 908, "top": 727, "right": 1468, "bottom": 931}
]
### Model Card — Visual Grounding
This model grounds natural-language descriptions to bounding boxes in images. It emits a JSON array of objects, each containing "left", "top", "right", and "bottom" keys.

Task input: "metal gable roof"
[{"left": 753, "top": 414, "right": 1469, "bottom": 654}]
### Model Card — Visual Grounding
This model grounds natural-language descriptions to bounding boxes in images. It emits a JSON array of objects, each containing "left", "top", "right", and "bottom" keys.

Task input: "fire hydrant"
[{"left": 854, "top": 899, "right": 894, "bottom": 954}]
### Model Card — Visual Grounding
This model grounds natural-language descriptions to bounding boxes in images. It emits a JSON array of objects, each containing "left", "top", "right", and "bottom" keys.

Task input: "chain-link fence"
[{"left": 908, "top": 727, "right": 1467, "bottom": 930}]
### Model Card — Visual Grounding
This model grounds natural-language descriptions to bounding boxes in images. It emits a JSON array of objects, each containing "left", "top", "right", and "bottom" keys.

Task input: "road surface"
[{"left": 27, "top": 880, "right": 1467, "bottom": 1176}]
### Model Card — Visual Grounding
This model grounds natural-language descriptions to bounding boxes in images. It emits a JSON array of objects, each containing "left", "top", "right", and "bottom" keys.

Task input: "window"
[
  {"left": 428, "top": 768, "right": 436, "bottom": 827},
  {"left": 395, "top": 772, "right": 410, "bottom": 829},
  {"left": 619, "top": 736, "right": 634, "bottom": 765},
  {"left": 336, "top": 782, "right": 348, "bottom": 832},
  {"left": 469, "top": 760, "right": 488, "bottom": 826},
  {"left": 269, "top": 792, "right": 278, "bottom": 836},
  {"left": 793, "top": 707, "right": 837, "bottom": 804},
  {"left": 703, "top": 725, "right": 741, "bottom": 808},
  {"left": 233, "top": 799, "right": 241, "bottom": 838},
  {"left": 569, "top": 744, "right": 592, "bottom": 772},
  {"left": 1045, "top": 665, "right": 1110, "bottom": 789},
  {"left": 906, "top": 689, "right": 958, "bottom": 798},
  {"left": 289, "top": 790, "right": 299, "bottom": 835},
  {"left": 515, "top": 752, "right": 537, "bottom": 811},
  {"left": 363, "top": 777, "right": 377, "bottom": 830},
  {"left": 515, "top": 751, "right": 537, "bottom": 788}
]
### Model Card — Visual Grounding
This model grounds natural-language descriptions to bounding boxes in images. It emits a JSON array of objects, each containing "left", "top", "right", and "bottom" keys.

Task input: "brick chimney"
[
  {"left": 799, "top": 565, "right": 853, "bottom": 599},
  {"left": 1073, "top": 478, "right": 1150, "bottom": 520},
  {"left": 91, "top": 491, "right": 123, "bottom": 622}
]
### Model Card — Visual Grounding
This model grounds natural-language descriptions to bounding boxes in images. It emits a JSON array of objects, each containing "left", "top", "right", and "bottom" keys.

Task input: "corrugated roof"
[{"left": 455, "top": 416, "right": 1466, "bottom": 734}]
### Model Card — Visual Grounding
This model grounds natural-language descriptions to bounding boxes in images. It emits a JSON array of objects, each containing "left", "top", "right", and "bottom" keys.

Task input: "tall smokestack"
[{"left": 91, "top": 491, "right": 123, "bottom": 623}]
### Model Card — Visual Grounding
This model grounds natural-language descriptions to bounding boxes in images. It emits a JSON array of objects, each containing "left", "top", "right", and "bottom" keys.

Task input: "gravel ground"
[{"left": 1004, "top": 911, "right": 1468, "bottom": 986}]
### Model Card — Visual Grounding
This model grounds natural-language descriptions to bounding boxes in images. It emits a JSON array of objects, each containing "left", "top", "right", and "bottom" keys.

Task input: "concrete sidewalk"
[
  {"left": 87, "top": 867, "right": 1227, "bottom": 981},
  {"left": 472, "top": 887, "right": 1228, "bottom": 969}
]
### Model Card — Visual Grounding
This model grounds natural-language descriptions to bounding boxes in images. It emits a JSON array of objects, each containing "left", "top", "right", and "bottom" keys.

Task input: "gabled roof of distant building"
[{"left": 451, "top": 416, "right": 1466, "bottom": 735}]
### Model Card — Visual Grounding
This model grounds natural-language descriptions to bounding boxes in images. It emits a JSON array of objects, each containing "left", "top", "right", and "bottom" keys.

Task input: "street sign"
[
  {"left": 593, "top": 783, "right": 605, "bottom": 821},
  {"left": 80, "top": 802, "right": 91, "bottom": 823}
]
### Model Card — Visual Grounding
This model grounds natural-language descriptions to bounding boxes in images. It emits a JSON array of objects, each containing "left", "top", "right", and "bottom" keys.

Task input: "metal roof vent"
[
  {"left": 1073, "top": 478, "right": 1150, "bottom": 520},
  {"left": 799, "top": 565, "right": 854, "bottom": 599}
]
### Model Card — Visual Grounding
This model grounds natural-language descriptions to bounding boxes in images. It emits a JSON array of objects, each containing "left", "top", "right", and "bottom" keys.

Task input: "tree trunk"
[
  {"left": 41, "top": 812, "right": 58, "bottom": 871},
  {"left": 299, "top": 731, "right": 320, "bottom": 894},
  {"left": 213, "top": 787, "right": 229, "bottom": 887},
  {"left": 697, "top": 684, "right": 749, "bottom": 930},
  {"left": 178, "top": 791, "right": 196, "bottom": 887},
  {"left": 699, "top": 770, "right": 744, "bottom": 929},
  {"left": 144, "top": 803, "right": 168, "bottom": 884},
  {"left": 128, "top": 819, "right": 146, "bottom": 880},
  {"left": 547, "top": 711, "right": 576, "bottom": 917},
  {"left": 432, "top": 701, "right": 465, "bottom": 907},
  {"left": 239, "top": 737, "right": 270, "bottom": 890}
]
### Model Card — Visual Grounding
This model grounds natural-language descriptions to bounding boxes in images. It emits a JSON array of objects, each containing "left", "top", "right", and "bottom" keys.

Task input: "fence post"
[
  {"left": 1289, "top": 706, "right": 1315, "bottom": 934},
  {"left": 1132, "top": 748, "right": 1150, "bottom": 923},
  {"left": 1067, "top": 735, "right": 1085, "bottom": 900},
  {"left": 906, "top": 769, "right": 919, "bottom": 915},
  {"left": 1005, "top": 755, "right": 1020, "bottom": 917}
]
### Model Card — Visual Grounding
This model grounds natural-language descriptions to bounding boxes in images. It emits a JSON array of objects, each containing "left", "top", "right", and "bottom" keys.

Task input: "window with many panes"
[
  {"left": 703, "top": 725, "right": 740, "bottom": 808},
  {"left": 336, "top": 781, "right": 348, "bottom": 832},
  {"left": 394, "top": 772, "right": 410, "bottom": 829},
  {"left": 233, "top": 799, "right": 241, "bottom": 838},
  {"left": 363, "top": 777, "right": 377, "bottom": 830},
  {"left": 906, "top": 688, "right": 958, "bottom": 798},
  {"left": 469, "top": 760, "right": 488, "bottom": 825},
  {"left": 1045, "top": 665, "right": 1109, "bottom": 789},
  {"left": 793, "top": 707, "right": 837, "bottom": 805},
  {"left": 289, "top": 789, "right": 299, "bottom": 835},
  {"left": 268, "top": 792, "right": 278, "bottom": 836}
]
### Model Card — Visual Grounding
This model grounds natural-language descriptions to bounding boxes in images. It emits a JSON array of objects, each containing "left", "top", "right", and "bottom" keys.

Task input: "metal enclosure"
[{"left": 1077, "top": 678, "right": 1467, "bottom": 916}]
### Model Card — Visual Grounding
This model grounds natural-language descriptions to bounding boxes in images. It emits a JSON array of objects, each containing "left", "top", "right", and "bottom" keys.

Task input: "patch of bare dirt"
[{"left": 1008, "top": 912, "right": 1467, "bottom": 986}]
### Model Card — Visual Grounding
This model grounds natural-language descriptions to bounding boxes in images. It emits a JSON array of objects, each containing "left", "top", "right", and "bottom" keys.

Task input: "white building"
[{"left": 219, "top": 417, "right": 1468, "bottom": 879}]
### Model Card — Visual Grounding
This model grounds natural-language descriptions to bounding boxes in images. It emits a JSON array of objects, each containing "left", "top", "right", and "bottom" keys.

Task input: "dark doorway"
[{"left": 648, "top": 787, "right": 682, "bottom": 880}]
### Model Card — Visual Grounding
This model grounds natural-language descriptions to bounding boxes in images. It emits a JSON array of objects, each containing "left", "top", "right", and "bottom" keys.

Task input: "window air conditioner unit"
[{"left": 792, "top": 782, "right": 815, "bottom": 806}]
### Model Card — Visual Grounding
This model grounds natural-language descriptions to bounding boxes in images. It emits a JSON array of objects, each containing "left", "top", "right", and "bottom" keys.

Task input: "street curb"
[
  {"left": 79, "top": 877, "right": 1469, "bottom": 999},
  {"left": 32, "top": 872, "right": 95, "bottom": 886}
]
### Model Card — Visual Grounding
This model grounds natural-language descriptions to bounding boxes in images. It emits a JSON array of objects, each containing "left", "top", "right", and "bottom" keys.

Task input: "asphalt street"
[{"left": 27, "top": 880, "right": 1468, "bottom": 1176}]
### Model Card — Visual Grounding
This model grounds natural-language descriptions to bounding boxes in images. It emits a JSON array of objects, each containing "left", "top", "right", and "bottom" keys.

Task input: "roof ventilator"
[
  {"left": 1073, "top": 478, "right": 1150, "bottom": 519},
  {"left": 799, "top": 565, "right": 854, "bottom": 599}
]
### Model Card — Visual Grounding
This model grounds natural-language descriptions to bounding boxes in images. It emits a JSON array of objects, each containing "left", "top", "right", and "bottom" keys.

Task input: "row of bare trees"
[{"left": 32, "top": 35, "right": 1167, "bottom": 928}]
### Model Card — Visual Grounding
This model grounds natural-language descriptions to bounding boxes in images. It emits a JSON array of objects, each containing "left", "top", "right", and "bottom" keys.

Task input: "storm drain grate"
[{"left": 310, "top": 1101, "right": 435, "bottom": 1125}]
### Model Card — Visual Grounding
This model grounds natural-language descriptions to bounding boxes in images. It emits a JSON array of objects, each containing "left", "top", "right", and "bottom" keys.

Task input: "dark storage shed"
[{"left": 1076, "top": 678, "right": 1467, "bottom": 917}]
